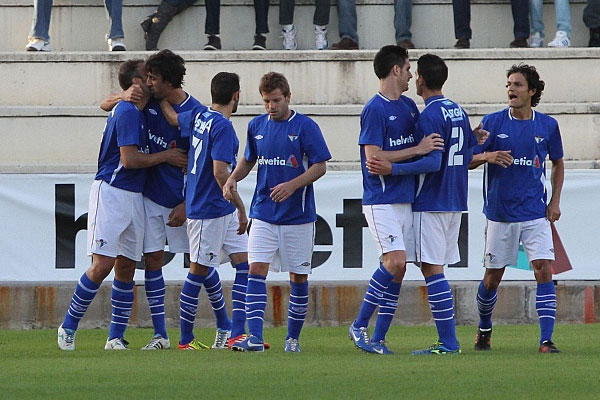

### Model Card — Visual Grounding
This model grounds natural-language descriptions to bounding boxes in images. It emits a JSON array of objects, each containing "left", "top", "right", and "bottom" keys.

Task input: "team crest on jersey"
[
  {"left": 286, "top": 155, "right": 299, "bottom": 168},
  {"left": 96, "top": 239, "right": 107, "bottom": 248},
  {"left": 254, "top": 135, "right": 264, "bottom": 140},
  {"left": 389, "top": 116, "right": 397, "bottom": 121},
  {"left": 149, "top": 109, "right": 158, "bottom": 115},
  {"left": 535, "top": 136, "right": 545, "bottom": 144},
  {"left": 498, "top": 134, "right": 509, "bottom": 139},
  {"left": 385, "top": 235, "right": 397, "bottom": 243},
  {"left": 288, "top": 133, "right": 299, "bottom": 142}
]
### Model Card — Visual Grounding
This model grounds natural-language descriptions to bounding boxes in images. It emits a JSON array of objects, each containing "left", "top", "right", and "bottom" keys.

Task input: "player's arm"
[
  {"left": 366, "top": 134, "right": 444, "bottom": 163},
  {"left": 270, "top": 161, "right": 326, "bottom": 203},
  {"left": 223, "top": 157, "right": 256, "bottom": 202},
  {"left": 366, "top": 151, "right": 442, "bottom": 176},
  {"left": 159, "top": 99, "right": 179, "bottom": 127},
  {"left": 546, "top": 157, "right": 564, "bottom": 222},
  {"left": 120, "top": 145, "right": 188, "bottom": 169},
  {"left": 214, "top": 160, "right": 248, "bottom": 234},
  {"left": 468, "top": 151, "right": 514, "bottom": 169},
  {"left": 100, "top": 84, "right": 144, "bottom": 112}
]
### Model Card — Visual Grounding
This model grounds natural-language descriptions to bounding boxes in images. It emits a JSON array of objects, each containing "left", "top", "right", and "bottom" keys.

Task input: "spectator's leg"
[
  {"left": 529, "top": 0, "right": 544, "bottom": 36},
  {"left": 511, "top": 0, "right": 530, "bottom": 39},
  {"left": 313, "top": 0, "right": 330, "bottom": 26},
  {"left": 205, "top": 0, "right": 221, "bottom": 34},
  {"left": 554, "top": 0, "right": 572, "bottom": 37},
  {"left": 29, "top": 0, "right": 52, "bottom": 40},
  {"left": 144, "top": 0, "right": 179, "bottom": 50},
  {"left": 254, "top": 0, "right": 270, "bottom": 34},
  {"left": 105, "top": 0, "right": 125, "bottom": 39},
  {"left": 336, "top": 0, "right": 358, "bottom": 42},
  {"left": 451, "top": 0, "right": 471, "bottom": 39},
  {"left": 280, "top": 0, "right": 295, "bottom": 25},
  {"left": 584, "top": 0, "right": 600, "bottom": 46},
  {"left": 393, "top": 0, "right": 412, "bottom": 42}
]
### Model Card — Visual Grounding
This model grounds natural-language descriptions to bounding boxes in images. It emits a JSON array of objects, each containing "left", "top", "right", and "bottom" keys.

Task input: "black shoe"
[
  {"left": 474, "top": 328, "right": 492, "bottom": 350},
  {"left": 204, "top": 35, "right": 221, "bottom": 50},
  {"left": 331, "top": 37, "right": 359, "bottom": 50},
  {"left": 454, "top": 38, "right": 470, "bottom": 49},
  {"left": 510, "top": 37, "right": 528, "bottom": 48},
  {"left": 539, "top": 340, "right": 561, "bottom": 353},
  {"left": 590, "top": 28, "right": 600, "bottom": 47},
  {"left": 397, "top": 39, "right": 415, "bottom": 49},
  {"left": 253, "top": 34, "right": 266, "bottom": 50}
]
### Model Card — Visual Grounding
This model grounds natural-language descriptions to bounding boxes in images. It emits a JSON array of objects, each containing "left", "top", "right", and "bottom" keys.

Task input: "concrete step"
[
  {"left": 0, "top": 0, "right": 591, "bottom": 51},
  {"left": 2, "top": 49, "right": 600, "bottom": 107},
  {"left": 1, "top": 102, "right": 599, "bottom": 170}
]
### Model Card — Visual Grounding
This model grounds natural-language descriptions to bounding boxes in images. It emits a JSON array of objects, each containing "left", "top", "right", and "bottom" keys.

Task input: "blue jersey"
[
  {"left": 178, "top": 106, "right": 238, "bottom": 220},
  {"left": 244, "top": 111, "right": 331, "bottom": 225},
  {"left": 95, "top": 101, "right": 148, "bottom": 193},
  {"left": 413, "top": 96, "right": 476, "bottom": 212},
  {"left": 359, "top": 93, "right": 420, "bottom": 205},
  {"left": 143, "top": 93, "right": 202, "bottom": 208},
  {"left": 475, "top": 108, "right": 564, "bottom": 222}
]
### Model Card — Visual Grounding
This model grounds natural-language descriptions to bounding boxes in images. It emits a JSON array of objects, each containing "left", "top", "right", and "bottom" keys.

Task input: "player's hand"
[
  {"left": 473, "top": 123, "right": 490, "bottom": 145},
  {"left": 270, "top": 181, "right": 298, "bottom": 203},
  {"left": 237, "top": 211, "right": 248, "bottom": 235},
  {"left": 223, "top": 177, "right": 237, "bottom": 201},
  {"left": 122, "top": 84, "right": 144, "bottom": 103},
  {"left": 486, "top": 150, "right": 513, "bottom": 168},
  {"left": 546, "top": 200, "right": 561, "bottom": 222},
  {"left": 163, "top": 148, "right": 188, "bottom": 169},
  {"left": 415, "top": 133, "right": 444, "bottom": 155},
  {"left": 366, "top": 155, "right": 393, "bottom": 175},
  {"left": 167, "top": 202, "right": 186, "bottom": 227}
]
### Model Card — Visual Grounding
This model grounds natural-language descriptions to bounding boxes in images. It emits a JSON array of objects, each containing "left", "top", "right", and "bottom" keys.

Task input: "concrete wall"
[{"left": 1, "top": 281, "right": 598, "bottom": 329}]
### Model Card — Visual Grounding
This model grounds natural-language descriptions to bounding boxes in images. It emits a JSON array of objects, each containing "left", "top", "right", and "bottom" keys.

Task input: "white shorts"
[
  {"left": 363, "top": 203, "right": 416, "bottom": 262},
  {"left": 187, "top": 210, "right": 248, "bottom": 268},
  {"left": 484, "top": 217, "right": 555, "bottom": 269},
  {"left": 413, "top": 212, "right": 462, "bottom": 266},
  {"left": 248, "top": 219, "right": 315, "bottom": 274},
  {"left": 87, "top": 180, "right": 144, "bottom": 261},
  {"left": 143, "top": 197, "right": 189, "bottom": 254}
]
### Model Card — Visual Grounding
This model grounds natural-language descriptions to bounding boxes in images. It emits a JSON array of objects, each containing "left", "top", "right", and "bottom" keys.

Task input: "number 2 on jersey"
[{"left": 448, "top": 126, "right": 464, "bottom": 166}]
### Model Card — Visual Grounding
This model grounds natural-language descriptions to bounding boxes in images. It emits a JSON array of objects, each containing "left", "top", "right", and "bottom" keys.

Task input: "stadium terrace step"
[
  {"left": 1, "top": 101, "right": 599, "bottom": 171},
  {"left": 0, "top": 0, "right": 591, "bottom": 51}
]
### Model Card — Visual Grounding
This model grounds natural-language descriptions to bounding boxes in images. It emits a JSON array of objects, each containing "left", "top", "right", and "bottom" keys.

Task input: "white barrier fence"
[{"left": 1, "top": 170, "right": 597, "bottom": 282}]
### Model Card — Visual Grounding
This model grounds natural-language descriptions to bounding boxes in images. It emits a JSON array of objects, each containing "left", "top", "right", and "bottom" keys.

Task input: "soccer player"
[
  {"left": 57, "top": 59, "right": 188, "bottom": 351},
  {"left": 223, "top": 72, "right": 331, "bottom": 353},
  {"left": 159, "top": 72, "right": 253, "bottom": 351},
  {"left": 367, "top": 53, "right": 487, "bottom": 355},
  {"left": 469, "top": 64, "right": 564, "bottom": 353},
  {"left": 349, "top": 45, "right": 446, "bottom": 355}
]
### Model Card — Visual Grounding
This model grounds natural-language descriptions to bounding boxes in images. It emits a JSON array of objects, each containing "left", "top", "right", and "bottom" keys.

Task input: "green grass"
[{"left": 1, "top": 324, "right": 599, "bottom": 399}]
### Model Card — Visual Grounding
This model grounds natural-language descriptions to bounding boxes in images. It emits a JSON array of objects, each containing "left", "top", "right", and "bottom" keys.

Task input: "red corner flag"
[{"left": 551, "top": 223, "right": 572, "bottom": 275}]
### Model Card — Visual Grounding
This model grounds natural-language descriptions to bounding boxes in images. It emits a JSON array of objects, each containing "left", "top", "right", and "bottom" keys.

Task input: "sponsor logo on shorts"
[
  {"left": 96, "top": 239, "right": 107, "bottom": 248},
  {"left": 288, "top": 133, "right": 298, "bottom": 142}
]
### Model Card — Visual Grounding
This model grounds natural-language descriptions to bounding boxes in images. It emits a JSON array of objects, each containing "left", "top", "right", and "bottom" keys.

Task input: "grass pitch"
[{"left": 1, "top": 324, "right": 599, "bottom": 399}]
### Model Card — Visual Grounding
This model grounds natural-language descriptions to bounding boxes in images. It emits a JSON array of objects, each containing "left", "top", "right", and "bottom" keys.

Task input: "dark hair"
[
  {"left": 259, "top": 72, "right": 290, "bottom": 97},
  {"left": 373, "top": 45, "right": 409, "bottom": 79},
  {"left": 417, "top": 53, "right": 448, "bottom": 90},
  {"left": 118, "top": 59, "right": 144, "bottom": 90},
  {"left": 507, "top": 63, "right": 545, "bottom": 107},
  {"left": 211, "top": 72, "right": 240, "bottom": 105},
  {"left": 145, "top": 49, "right": 186, "bottom": 88}
]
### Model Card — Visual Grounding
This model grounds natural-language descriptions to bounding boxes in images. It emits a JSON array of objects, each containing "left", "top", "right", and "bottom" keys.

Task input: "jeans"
[
  {"left": 336, "top": 0, "right": 412, "bottom": 43},
  {"left": 254, "top": 0, "right": 270, "bottom": 34},
  {"left": 529, "top": 0, "right": 571, "bottom": 37},
  {"left": 279, "top": 0, "right": 331, "bottom": 26},
  {"left": 584, "top": 0, "right": 600, "bottom": 29},
  {"left": 28, "top": 0, "right": 124, "bottom": 41},
  {"left": 453, "top": 0, "right": 529, "bottom": 39}
]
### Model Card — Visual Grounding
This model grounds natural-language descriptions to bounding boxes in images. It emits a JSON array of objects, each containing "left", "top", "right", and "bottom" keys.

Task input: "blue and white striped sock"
[
  {"left": 179, "top": 272, "right": 206, "bottom": 345},
  {"left": 372, "top": 281, "right": 401, "bottom": 343},
  {"left": 287, "top": 280, "right": 309, "bottom": 340},
  {"left": 246, "top": 274, "right": 267, "bottom": 342},
  {"left": 204, "top": 267, "right": 232, "bottom": 331},
  {"left": 145, "top": 269, "right": 167, "bottom": 339},
  {"left": 426, "top": 273, "right": 458, "bottom": 350},
  {"left": 477, "top": 280, "right": 497, "bottom": 330},
  {"left": 62, "top": 273, "right": 100, "bottom": 331},
  {"left": 231, "top": 262, "right": 249, "bottom": 338},
  {"left": 355, "top": 264, "right": 394, "bottom": 328},
  {"left": 108, "top": 279, "right": 134, "bottom": 340},
  {"left": 536, "top": 282, "right": 557, "bottom": 344}
]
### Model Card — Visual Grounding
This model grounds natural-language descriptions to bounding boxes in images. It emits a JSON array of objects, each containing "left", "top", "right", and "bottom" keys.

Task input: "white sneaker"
[
  {"left": 105, "top": 337, "right": 130, "bottom": 350},
  {"left": 141, "top": 334, "right": 170, "bottom": 350},
  {"left": 548, "top": 30, "right": 570, "bottom": 47},
  {"left": 315, "top": 25, "right": 328, "bottom": 50},
  {"left": 211, "top": 328, "right": 231, "bottom": 349},
  {"left": 108, "top": 37, "right": 126, "bottom": 51},
  {"left": 528, "top": 32, "right": 543, "bottom": 48},
  {"left": 57, "top": 325, "right": 76, "bottom": 351},
  {"left": 282, "top": 24, "right": 297, "bottom": 50},
  {"left": 26, "top": 38, "right": 51, "bottom": 52}
]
